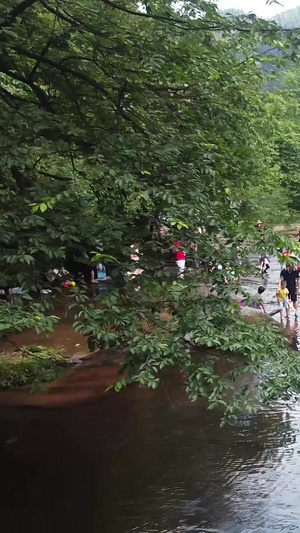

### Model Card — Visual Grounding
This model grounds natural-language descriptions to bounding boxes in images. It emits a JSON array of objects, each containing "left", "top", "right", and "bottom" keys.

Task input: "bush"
[{"left": 0, "top": 345, "right": 70, "bottom": 390}]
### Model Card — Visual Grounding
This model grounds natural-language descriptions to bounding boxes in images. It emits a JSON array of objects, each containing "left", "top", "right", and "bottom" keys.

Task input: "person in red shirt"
[{"left": 173, "top": 241, "right": 186, "bottom": 279}]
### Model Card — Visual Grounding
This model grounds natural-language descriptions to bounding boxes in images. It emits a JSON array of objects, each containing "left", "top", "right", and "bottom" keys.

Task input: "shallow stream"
[{"left": 1, "top": 256, "right": 300, "bottom": 532}]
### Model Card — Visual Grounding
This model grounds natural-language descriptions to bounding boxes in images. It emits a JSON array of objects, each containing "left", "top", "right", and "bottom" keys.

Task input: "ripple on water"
[{"left": 2, "top": 280, "right": 300, "bottom": 533}]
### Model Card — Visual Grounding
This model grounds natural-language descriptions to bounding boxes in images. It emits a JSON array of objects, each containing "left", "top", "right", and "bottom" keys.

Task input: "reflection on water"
[
  {"left": 0, "top": 315, "right": 89, "bottom": 356},
  {"left": 1, "top": 376, "right": 300, "bottom": 532},
  {"left": 1, "top": 256, "right": 300, "bottom": 531}
]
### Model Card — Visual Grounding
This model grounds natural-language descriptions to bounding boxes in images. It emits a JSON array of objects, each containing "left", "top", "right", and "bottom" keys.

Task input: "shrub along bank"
[{"left": 0, "top": 345, "right": 70, "bottom": 390}]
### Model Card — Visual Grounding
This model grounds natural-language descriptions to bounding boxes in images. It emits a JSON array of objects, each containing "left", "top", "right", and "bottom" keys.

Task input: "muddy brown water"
[
  {"left": 1, "top": 383, "right": 300, "bottom": 532},
  {"left": 2, "top": 258, "right": 300, "bottom": 532}
]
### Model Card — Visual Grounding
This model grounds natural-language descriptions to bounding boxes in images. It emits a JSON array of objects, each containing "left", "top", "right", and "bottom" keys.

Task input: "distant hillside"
[
  {"left": 219, "top": 7, "right": 293, "bottom": 91},
  {"left": 219, "top": 8, "right": 246, "bottom": 16},
  {"left": 220, "top": 5, "right": 300, "bottom": 28},
  {"left": 274, "top": 6, "right": 300, "bottom": 28}
]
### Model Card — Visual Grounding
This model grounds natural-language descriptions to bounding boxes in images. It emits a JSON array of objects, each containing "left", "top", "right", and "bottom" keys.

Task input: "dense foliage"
[
  {"left": 1, "top": 0, "right": 300, "bottom": 419},
  {"left": 267, "top": 68, "right": 300, "bottom": 214}
]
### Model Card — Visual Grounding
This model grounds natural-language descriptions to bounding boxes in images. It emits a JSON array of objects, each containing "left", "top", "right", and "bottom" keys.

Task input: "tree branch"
[
  {"left": 40, "top": 1, "right": 81, "bottom": 27},
  {"left": 8, "top": 44, "right": 149, "bottom": 135},
  {"left": 0, "top": 64, "right": 53, "bottom": 112},
  {"left": 0, "top": 0, "right": 39, "bottom": 29},
  {"left": 12, "top": 44, "right": 110, "bottom": 97},
  {"left": 28, "top": 3, "right": 58, "bottom": 82},
  {"left": 97, "top": 0, "right": 226, "bottom": 31},
  {"left": 11, "top": 165, "right": 32, "bottom": 193},
  {"left": 36, "top": 170, "right": 72, "bottom": 181},
  {"left": 40, "top": 1, "right": 107, "bottom": 38},
  {"left": 98, "top": 0, "right": 199, "bottom": 25},
  {"left": 0, "top": 85, "right": 39, "bottom": 106},
  {"left": 98, "top": 0, "right": 300, "bottom": 34}
]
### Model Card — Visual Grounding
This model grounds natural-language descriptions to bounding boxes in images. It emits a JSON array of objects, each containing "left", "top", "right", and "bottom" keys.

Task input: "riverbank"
[
  {"left": 274, "top": 222, "right": 300, "bottom": 236},
  {"left": 0, "top": 253, "right": 299, "bottom": 531},
  {"left": 0, "top": 315, "right": 89, "bottom": 356},
  {"left": 0, "top": 256, "right": 291, "bottom": 408},
  {"left": 0, "top": 350, "right": 123, "bottom": 408},
  {"left": 0, "top": 243, "right": 296, "bottom": 409}
]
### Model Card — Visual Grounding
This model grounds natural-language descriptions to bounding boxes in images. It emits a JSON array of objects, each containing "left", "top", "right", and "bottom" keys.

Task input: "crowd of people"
[
  {"left": 170, "top": 220, "right": 300, "bottom": 323},
  {"left": 2, "top": 216, "right": 300, "bottom": 317},
  {"left": 249, "top": 240, "right": 300, "bottom": 321}
]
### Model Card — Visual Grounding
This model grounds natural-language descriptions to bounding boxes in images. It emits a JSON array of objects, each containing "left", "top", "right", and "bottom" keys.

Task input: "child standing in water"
[
  {"left": 239, "top": 286, "right": 266, "bottom": 313},
  {"left": 259, "top": 254, "right": 270, "bottom": 274},
  {"left": 277, "top": 280, "right": 290, "bottom": 320}
]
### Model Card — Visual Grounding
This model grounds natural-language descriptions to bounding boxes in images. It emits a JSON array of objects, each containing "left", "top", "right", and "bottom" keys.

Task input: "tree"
[
  {"left": 259, "top": 67, "right": 300, "bottom": 215},
  {"left": 1, "top": 0, "right": 300, "bottom": 420}
]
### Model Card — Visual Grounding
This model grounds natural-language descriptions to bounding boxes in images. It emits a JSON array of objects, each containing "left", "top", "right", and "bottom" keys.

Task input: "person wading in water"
[{"left": 280, "top": 264, "right": 300, "bottom": 319}]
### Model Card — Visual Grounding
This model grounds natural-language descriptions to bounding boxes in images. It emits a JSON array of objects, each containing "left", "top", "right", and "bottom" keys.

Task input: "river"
[{"left": 1, "top": 256, "right": 300, "bottom": 532}]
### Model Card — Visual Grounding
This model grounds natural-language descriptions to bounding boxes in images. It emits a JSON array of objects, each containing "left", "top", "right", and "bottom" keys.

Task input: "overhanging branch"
[
  {"left": 0, "top": 0, "right": 40, "bottom": 29},
  {"left": 0, "top": 65, "right": 53, "bottom": 112},
  {"left": 12, "top": 44, "right": 110, "bottom": 97},
  {"left": 7, "top": 44, "right": 149, "bottom": 135}
]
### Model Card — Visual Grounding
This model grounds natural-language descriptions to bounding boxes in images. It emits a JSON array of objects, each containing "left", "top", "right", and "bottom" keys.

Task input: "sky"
[{"left": 217, "top": 0, "right": 300, "bottom": 18}]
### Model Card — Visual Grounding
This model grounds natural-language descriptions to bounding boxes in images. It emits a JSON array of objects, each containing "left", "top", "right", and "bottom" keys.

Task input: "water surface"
[
  {"left": 1, "top": 255, "right": 300, "bottom": 532},
  {"left": 1, "top": 377, "right": 300, "bottom": 532}
]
